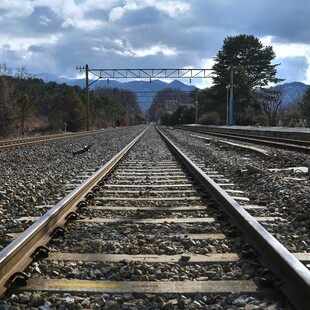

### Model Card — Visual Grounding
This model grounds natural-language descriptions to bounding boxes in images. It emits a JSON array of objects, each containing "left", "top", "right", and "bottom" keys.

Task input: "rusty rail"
[
  {"left": 0, "top": 127, "right": 149, "bottom": 296},
  {"left": 177, "top": 125, "right": 310, "bottom": 154},
  {"left": 157, "top": 127, "right": 310, "bottom": 310},
  {"left": 0, "top": 128, "right": 127, "bottom": 151}
]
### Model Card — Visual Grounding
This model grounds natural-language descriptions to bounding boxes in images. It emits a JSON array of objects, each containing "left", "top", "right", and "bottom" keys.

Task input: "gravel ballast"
[
  {"left": 161, "top": 127, "right": 310, "bottom": 252},
  {"left": 0, "top": 126, "right": 146, "bottom": 245},
  {"left": 0, "top": 125, "right": 302, "bottom": 309}
]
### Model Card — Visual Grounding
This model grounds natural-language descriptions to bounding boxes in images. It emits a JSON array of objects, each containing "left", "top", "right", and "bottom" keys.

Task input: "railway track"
[
  {"left": 0, "top": 126, "right": 309, "bottom": 309},
  {"left": 176, "top": 125, "right": 310, "bottom": 154},
  {"left": 0, "top": 128, "right": 125, "bottom": 151}
]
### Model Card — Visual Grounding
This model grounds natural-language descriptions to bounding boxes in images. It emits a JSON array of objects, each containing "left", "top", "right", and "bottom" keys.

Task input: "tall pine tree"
[{"left": 211, "top": 34, "right": 283, "bottom": 124}]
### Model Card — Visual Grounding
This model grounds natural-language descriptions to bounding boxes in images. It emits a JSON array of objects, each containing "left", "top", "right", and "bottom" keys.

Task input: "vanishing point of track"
[{"left": 0, "top": 126, "right": 309, "bottom": 309}]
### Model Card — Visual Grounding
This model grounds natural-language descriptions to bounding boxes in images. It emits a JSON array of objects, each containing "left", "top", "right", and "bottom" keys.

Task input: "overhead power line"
[{"left": 76, "top": 65, "right": 213, "bottom": 130}]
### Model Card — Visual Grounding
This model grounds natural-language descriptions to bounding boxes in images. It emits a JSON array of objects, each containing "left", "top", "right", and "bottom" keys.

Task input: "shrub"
[
  {"left": 198, "top": 112, "right": 220, "bottom": 125},
  {"left": 251, "top": 114, "right": 269, "bottom": 126}
]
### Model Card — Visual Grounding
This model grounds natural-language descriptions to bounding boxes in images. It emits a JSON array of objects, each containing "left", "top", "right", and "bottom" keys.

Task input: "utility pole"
[
  {"left": 85, "top": 64, "right": 90, "bottom": 131},
  {"left": 226, "top": 85, "right": 230, "bottom": 126},
  {"left": 76, "top": 64, "right": 90, "bottom": 131},
  {"left": 229, "top": 65, "right": 234, "bottom": 126},
  {"left": 126, "top": 101, "right": 129, "bottom": 126},
  {"left": 113, "top": 88, "right": 116, "bottom": 127},
  {"left": 195, "top": 90, "right": 198, "bottom": 124}
]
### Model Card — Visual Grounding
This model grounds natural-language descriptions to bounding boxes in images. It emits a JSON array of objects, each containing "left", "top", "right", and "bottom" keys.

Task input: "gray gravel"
[
  {"left": 0, "top": 125, "right": 298, "bottom": 309},
  {"left": 161, "top": 126, "right": 310, "bottom": 252},
  {"left": 0, "top": 126, "right": 146, "bottom": 244}
]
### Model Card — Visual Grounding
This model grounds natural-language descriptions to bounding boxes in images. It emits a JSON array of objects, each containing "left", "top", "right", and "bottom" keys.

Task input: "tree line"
[
  {"left": 148, "top": 34, "right": 310, "bottom": 127},
  {"left": 2, "top": 34, "right": 309, "bottom": 137},
  {"left": 148, "top": 88, "right": 194, "bottom": 124},
  {"left": 0, "top": 64, "right": 145, "bottom": 138}
]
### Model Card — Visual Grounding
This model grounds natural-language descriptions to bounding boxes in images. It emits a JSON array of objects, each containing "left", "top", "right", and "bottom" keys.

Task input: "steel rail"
[
  {"left": 177, "top": 126, "right": 310, "bottom": 153},
  {"left": 0, "top": 128, "right": 123, "bottom": 151},
  {"left": 0, "top": 126, "right": 149, "bottom": 297},
  {"left": 0, "top": 132, "right": 87, "bottom": 145},
  {"left": 177, "top": 124, "right": 310, "bottom": 142},
  {"left": 156, "top": 127, "right": 310, "bottom": 310},
  {"left": 190, "top": 127, "right": 310, "bottom": 146}
]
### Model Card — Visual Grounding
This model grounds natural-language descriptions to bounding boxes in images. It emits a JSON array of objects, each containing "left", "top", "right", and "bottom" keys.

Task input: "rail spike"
[
  {"left": 65, "top": 212, "right": 79, "bottom": 221},
  {"left": 77, "top": 200, "right": 88, "bottom": 210},
  {"left": 98, "top": 179, "right": 105, "bottom": 186},
  {"left": 242, "top": 244, "right": 258, "bottom": 259},
  {"left": 5, "top": 271, "right": 30, "bottom": 288},
  {"left": 225, "top": 225, "right": 240, "bottom": 237},
  {"left": 216, "top": 211, "right": 228, "bottom": 221},
  {"left": 51, "top": 227, "right": 66, "bottom": 238},
  {"left": 85, "top": 192, "right": 95, "bottom": 200},
  {"left": 31, "top": 245, "right": 50, "bottom": 260},
  {"left": 259, "top": 269, "right": 282, "bottom": 288},
  {"left": 92, "top": 185, "right": 100, "bottom": 192}
]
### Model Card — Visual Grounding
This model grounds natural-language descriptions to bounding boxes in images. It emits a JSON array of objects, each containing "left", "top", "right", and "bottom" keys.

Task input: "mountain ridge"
[
  {"left": 40, "top": 74, "right": 197, "bottom": 112},
  {"left": 40, "top": 74, "right": 309, "bottom": 111},
  {"left": 273, "top": 82, "right": 309, "bottom": 106}
]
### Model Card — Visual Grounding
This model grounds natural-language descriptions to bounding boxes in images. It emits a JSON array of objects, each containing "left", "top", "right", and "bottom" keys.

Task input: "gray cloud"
[
  {"left": 0, "top": 0, "right": 309, "bottom": 84},
  {"left": 114, "top": 6, "right": 167, "bottom": 26},
  {"left": 26, "top": 6, "right": 63, "bottom": 33},
  {"left": 277, "top": 56, "right": 309, "bottom": 83}
]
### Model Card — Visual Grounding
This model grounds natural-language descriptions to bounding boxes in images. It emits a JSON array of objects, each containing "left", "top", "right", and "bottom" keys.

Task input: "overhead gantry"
[{"left": 76, "top": 65, "right": 217, "bottom": 130}]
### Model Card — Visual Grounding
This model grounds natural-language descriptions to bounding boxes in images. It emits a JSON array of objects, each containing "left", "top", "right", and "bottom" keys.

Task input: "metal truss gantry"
[
  {"left": 76, "top": 65, "right": 214, "bottom": 130},
  {"left": 77, "top": 67, "right": 214, "bottom": 84}
]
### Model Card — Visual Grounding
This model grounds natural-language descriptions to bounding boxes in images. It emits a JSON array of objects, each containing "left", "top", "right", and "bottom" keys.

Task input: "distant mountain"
[
  {"left": 39, "top": 74, "right": 309, "bottom": 111},
  {"left": 40, "top": 75, "right": 197, "bottom": 112},
  {"left": 36, "top": 73, "right": 71, "bottom": 85},
  {"left": 273, "top": 82, "right": 309, "bottom": 106}
]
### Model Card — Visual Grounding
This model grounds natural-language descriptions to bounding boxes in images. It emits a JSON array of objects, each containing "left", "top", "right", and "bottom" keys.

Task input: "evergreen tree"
[
  {"left": 148, "top": 88, "right": 191, "bottom": 122},
  {"left": 93, "top": 87, "right": 143, "bottom": 127},
  {"left": 209, "top": 34, "right": 283, "bottom": 124},
  {"left": 50, "top": 89, "right": 85, "bottom": 131},
  {"left": 213, "top": 34, "right": 282, "bottom": 88},
  {"left": 16, "top": 91, "right": 36, "bottom": 135}
]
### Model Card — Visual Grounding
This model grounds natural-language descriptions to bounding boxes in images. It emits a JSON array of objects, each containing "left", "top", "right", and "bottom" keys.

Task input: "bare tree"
[
  {"left": 280, "top": 94, "right": 304, "bottom": 127},
  {"left": 299, "top": 87, "right": 310, "bottom": 126},
  {"left": 0, "top": 76, "right": 16, "bottom": 137},
  {"left": 15, "top": 66, "right": 33, "bottom": 79},
  {"left": 0, "top": 63, "right": 12, "bottom": 76},
  {"left": 258, "top": 88, "right": 284, "bottom": 126},
  {"left": 14, "top": 66, "right": 36, "bottom": 135},
  {"left": 16, "top": 91, "right": 36, "bottom": 135}
]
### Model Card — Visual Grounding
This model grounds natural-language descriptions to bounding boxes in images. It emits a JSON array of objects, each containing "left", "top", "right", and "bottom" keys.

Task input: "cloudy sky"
[{"left": 1, "top": 0, "right": 310, "bottom": 88}]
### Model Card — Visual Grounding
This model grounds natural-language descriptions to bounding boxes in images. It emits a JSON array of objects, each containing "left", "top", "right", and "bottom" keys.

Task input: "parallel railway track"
[
  {"left": 0, "top": 132, "right": 89, "bottom": 151},
  {"left": 176, "top": 125, "right": 310, "bottom": 154},
  {"left": 0, "top": 126, "right": 309, "bottom": 309},
  {"left": 0, "top": 128, "right": 125, "bottom": 151}
]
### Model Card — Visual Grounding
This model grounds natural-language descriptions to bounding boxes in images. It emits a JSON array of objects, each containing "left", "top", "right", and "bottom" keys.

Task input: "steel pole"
[
  {"left": 85, "top": 64, "right": 90, "bottom": 131},
  {"left": 195, "top": 90, "right": 198, "bottom": 124},
  {"left": 126, "top": 101, "right": 129, "bottom": 126},
  {"left": 229, "top": 66, "right": 234, "bottom": 126},
  {"left": 226, "top": 86, "right": 230, "bottom": 126}
]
